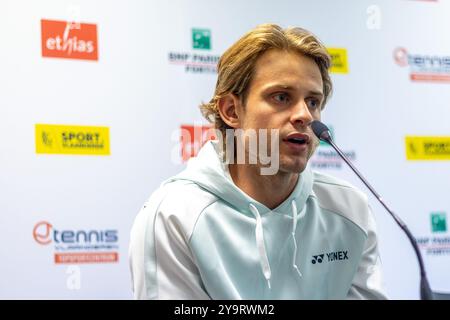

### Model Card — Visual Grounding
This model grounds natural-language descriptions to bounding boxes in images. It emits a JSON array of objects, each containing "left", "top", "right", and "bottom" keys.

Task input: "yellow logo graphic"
[
  {"left": 405, "top": 136, "right": 450, "bottom": 160},
  {"left": 327, "top": 48, "right": 349, "bottom": 74},
  {"left": 35, "top": 124, "right": 110, "bottom": 155}
]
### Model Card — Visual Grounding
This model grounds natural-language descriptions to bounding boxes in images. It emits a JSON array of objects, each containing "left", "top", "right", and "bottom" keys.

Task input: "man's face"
[{"left": 238, "top": 49, "right": 324, "bottom": 174}]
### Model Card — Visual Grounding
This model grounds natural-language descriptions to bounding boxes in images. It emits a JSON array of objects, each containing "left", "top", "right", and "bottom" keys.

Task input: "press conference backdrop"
[{"left": 1, "top": 0, "right": 449, "bottom": 299}]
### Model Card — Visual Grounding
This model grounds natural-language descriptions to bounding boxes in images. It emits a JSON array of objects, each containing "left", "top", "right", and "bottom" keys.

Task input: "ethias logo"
[{"left": 41, "top": 19, "right": 98, "bottom": 61}]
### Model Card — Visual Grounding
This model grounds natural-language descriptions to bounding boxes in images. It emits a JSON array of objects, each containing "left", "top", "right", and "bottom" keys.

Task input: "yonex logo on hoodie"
[
  {"left": 311, "top": 254, "right": 324, "bottom": 264},
  {"left": 311, "top": 251, "right": 349, "bottom": 264}
]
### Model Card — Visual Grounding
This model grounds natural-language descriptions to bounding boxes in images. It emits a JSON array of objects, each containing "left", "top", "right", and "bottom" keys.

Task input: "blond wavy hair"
[{"left": 200, "top": 23, "right": 332, "bottom": 135}]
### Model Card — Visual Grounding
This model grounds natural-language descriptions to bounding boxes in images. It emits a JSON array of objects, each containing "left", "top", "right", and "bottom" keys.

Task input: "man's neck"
[{"left": 228, "top": 163, "right": 299, "bottom": 209}]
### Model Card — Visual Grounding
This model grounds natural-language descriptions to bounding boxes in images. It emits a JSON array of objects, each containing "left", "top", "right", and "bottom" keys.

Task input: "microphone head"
[{"left": 311, "top": 120, "right": 332, "bottom": 142}]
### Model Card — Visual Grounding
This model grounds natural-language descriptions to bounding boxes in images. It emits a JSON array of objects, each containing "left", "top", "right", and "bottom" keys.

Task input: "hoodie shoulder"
[
  {"left": 311, "top": 170, "right": 372, "bottom": 236},
  {"left": 155, "top": 180, "right": 219, "bottom": 241}
]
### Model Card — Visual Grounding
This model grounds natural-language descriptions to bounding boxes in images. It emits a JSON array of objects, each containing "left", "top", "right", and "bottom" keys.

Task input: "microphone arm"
[{"left": 311, "top": 120, "right": 433, "bottom": 300}]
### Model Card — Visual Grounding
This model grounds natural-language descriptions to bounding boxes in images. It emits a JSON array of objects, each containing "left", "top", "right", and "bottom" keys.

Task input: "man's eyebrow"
[
  {"left": 264, "top": 84, "right": 324, "bottom": 97},
  {"left": 308, "top": 90, "right": 324, "bottom": 97}
]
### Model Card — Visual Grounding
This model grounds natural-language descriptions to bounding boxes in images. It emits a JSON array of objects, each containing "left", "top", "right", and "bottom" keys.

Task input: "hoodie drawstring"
[
  {"left": 249, "top": 200, "right": 305, "bottom": 289},
  {"left": 249, "top": 203, "right": 272, "bottom": 289},
  {"left": 291, "top": 200, "right": 303, "bottom": 278}
]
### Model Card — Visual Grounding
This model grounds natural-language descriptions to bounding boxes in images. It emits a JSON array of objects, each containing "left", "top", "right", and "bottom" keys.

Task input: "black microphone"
[{"left": 311, "top": 120, "right": 433, "bottom": 300}]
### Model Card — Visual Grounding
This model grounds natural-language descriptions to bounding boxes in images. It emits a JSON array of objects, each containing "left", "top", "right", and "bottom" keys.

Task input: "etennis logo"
[
  {"left": 394, "top": 47, "right": 450, "bottom": 82},
  {"left": 33, "top": 221, "right": 53, "bottom": 245},
  {"left": 33, "top": 221, "right": 119, "bottom": 264},
  {"left": 327, "top": 48, "right": 349, "bottom": 74},
  {"left": 41, "top": 19, "right": 98, "bottom": 61},
  {"left": 35, "top": 124, "right": 110, "bottom": 155}
]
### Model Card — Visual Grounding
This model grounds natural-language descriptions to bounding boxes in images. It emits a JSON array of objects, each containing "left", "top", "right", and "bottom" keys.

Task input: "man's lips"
[{"left": 283, "top": 133, "right": 311, "bottom": 145}]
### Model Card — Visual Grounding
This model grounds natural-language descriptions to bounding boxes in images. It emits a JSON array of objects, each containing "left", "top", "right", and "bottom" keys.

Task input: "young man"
[{"left": 129, "top": 24, "right": 387, "bottom": 299}]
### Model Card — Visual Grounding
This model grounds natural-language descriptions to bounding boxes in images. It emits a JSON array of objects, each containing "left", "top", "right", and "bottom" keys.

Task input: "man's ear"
[{"left": 217, "top": 94, "right": 241, "bottom": 129}]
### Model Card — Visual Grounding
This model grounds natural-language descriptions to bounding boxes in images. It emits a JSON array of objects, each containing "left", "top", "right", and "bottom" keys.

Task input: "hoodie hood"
[
  {"left": 164, "top": 140, "right": 314, "bottom": 217},
  {"left": 164, "top": 140, "right": 314, "bottom": 288}
]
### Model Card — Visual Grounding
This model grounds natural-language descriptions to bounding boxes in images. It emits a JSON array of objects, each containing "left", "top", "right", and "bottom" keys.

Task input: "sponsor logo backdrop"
[{"left": 1, "top": 0, "right": 449, "bottom": 299}]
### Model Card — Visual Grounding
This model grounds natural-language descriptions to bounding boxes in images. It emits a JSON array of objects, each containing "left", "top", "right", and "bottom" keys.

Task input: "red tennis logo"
[
  {"left": 393, "top": 47, "right": 409, "bottom": 67},
  {"left": 33, "top": 221, "right": 53, "bottom": 245}
]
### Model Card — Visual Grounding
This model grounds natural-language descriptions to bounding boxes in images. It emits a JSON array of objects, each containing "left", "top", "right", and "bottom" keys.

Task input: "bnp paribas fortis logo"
[
  {"left": 168, "top": 28, "right": 218, "bottom": 74},
  {"left": 431, "top": 212, "right": 447, "bottom": 233},
  {"left": 310, "top": 125, "right": 356, "bottom": 170},
  {"left": 35, "top": 124, "right": 110, "bottom": 155},
  {"left": 192, "top": 28, "right": 211, "bottom": 50}
]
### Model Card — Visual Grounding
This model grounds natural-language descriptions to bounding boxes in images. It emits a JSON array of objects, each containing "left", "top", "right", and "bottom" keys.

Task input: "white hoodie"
[{"left": 129, "top": 140, "right": 388, "bottom": 299}]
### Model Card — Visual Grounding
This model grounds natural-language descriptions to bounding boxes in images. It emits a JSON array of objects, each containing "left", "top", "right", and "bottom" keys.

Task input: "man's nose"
[{"left": 290, "top": 101, "right": 313, "bottom": 127}]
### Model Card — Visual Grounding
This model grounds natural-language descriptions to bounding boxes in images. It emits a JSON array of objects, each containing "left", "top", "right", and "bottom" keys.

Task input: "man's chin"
[
  {"left": 279, "top": 148, "right": 314, "bottom": 171},
  {"left": 279, "top": 160, "right": 308, "bottom": 175}
]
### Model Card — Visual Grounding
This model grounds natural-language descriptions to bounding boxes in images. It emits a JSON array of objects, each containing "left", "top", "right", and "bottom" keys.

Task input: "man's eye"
[
  {"left": 306, "top": 99, "right": 320, "bottom": 110},
  {"left": 273, "top": 93, "right": 290, "bottom": 104}
]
